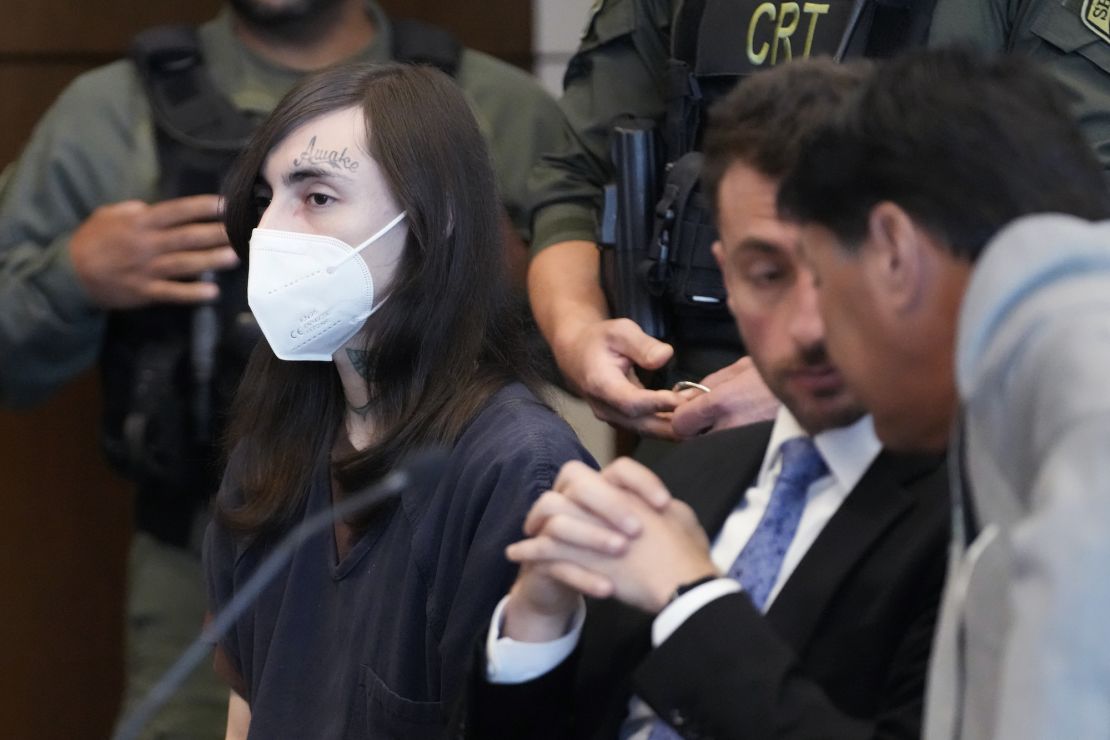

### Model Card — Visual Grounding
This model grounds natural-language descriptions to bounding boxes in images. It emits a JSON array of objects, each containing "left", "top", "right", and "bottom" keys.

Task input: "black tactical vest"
[
  {"left": 645, "top": 0, "right": 937, "bottom": 379},
  {"left": 666, "top": 0, "right": 937, "bottom": 156}
]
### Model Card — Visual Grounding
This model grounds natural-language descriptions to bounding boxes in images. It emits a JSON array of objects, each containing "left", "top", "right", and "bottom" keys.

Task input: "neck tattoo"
[
  {"left": 345, "top": 348, "right": 373, "bottom": 419},
  {"left": 346, "top": 348, "right": 371, "bottom": 381}
]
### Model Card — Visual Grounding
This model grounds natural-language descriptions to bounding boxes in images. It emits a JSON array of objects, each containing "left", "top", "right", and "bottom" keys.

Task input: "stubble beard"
[
  {"left": 229, "top": 0, "right": 350, "bottom": 43},
  {"left": 764, "top": 343, "right": 865, "bottom": 436}
]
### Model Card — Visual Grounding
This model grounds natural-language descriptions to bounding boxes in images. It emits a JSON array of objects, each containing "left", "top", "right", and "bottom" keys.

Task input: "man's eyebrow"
[
  {"left": 281, "top": 166, "right": 354, "bottom": 186},
  {"left": 733, "top": 237, "right": 784, "bottom": 256}
]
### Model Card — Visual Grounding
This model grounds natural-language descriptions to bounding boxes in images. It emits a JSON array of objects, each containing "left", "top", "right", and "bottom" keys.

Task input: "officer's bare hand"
[
  {"left": 70, "top": 194, "right": 239, "bottom": 309},
  {"left": 671, "top": 357, "right": 780, "bottom": 438},
  {"left": 559, "top": 318, "right": 684, "bottom": 439},
  {"left": 507, "top": 458, "right": 716, "bottom": 614}
]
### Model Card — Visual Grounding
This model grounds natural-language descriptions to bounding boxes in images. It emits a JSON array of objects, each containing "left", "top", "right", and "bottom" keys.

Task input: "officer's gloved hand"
[{"left": 671, "top": 357, "right": 779, "bottom": 438}]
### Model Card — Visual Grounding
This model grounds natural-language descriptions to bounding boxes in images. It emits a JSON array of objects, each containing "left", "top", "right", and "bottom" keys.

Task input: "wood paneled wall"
[{"left": 0, "top": 3, "right": 531, "bottom": 738}]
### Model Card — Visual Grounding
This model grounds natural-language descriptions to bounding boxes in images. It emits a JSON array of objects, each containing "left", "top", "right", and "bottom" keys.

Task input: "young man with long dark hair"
[
  {"left": 0, "top": 2, "right": 562, "bottom": 734},
  {"left": 205, "top": 62, "right": 593, "bottom": 739}
]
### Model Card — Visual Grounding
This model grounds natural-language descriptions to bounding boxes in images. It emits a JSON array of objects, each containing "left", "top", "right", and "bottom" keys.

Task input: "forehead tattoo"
[{"left": 292, "top": 134, "right": 360, "bottom": 173}]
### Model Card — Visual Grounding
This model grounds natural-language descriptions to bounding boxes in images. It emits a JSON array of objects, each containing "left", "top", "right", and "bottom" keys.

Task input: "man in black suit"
[{"left": 456, "top": 58, "right": 951, "bottom": 740}]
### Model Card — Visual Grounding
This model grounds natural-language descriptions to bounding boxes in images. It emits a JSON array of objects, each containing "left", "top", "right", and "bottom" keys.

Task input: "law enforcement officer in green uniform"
[
  {"left": 528, "top": 0, "right": 1110, "bottom": 448},
  {"left": 0, "top": 1, "right": 562, "bottom": 736}
]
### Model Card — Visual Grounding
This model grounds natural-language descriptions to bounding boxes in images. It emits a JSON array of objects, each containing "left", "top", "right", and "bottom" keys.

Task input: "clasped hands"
[{"left": 501, "top": 458, "right": 720, "bottom": 643}]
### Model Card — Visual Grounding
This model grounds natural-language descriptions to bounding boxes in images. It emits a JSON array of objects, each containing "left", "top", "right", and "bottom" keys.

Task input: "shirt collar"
[{"left": 759, "top": 406, "right": 882, "bottom": 494}]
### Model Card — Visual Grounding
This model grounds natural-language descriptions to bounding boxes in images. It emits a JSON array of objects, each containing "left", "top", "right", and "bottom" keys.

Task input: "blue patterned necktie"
[
  {"left": 647, "top": 436, "right": 827, "bottom": 740},
  {"left": 728, "top": 436, "right": 828, "bottom": 611}
]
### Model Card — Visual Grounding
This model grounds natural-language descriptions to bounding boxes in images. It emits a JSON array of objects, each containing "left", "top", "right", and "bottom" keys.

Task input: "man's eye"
[
  {"left": 308, "top": 193, "right": 333, "bottom": 206},
  {"left": 748, "top": 268, "right": 784, "bottom": 286}
]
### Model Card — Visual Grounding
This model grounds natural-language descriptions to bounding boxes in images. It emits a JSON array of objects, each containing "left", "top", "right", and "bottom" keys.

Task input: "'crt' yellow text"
[{"left": 748, "top": 2, "right": 830, "bottom": 65}]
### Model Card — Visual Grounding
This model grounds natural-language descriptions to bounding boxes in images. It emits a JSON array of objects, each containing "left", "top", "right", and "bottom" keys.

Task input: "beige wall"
[{"left": 532, "top": 0, "right": 598, "bottom": 95}]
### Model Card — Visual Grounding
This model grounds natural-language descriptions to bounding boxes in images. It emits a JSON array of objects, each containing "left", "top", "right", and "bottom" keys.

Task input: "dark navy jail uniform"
[{"left": 204, "top": 382, "right": 594, "bottom": 739}]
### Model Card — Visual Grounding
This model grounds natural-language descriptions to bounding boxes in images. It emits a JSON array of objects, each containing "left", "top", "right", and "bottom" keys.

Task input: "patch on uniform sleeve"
[{"left": 1082, "top": 0, "right": 1110, "bottom": 44}]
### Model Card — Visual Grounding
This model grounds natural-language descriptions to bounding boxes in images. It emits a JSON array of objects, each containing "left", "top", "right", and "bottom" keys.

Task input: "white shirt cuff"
[
  {"left": 485, "top": 594, "right": 587, "bottom": 684},
  {"left": 651, "top": 578, "right": 742, "bottom": 647}
]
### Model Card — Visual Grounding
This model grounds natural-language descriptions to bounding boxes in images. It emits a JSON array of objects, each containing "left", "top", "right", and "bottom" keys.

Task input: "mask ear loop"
[{"left": 325, "top": 211, "right": 407, "bottom": 274}]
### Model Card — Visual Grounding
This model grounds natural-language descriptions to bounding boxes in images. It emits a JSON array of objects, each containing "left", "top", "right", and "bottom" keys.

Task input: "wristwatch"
[{"left": 666, "top": 573, "right": 720, "bottom": 606}]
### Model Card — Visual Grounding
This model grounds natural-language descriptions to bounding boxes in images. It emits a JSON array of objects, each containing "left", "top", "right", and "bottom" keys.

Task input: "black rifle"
[{"left": 599, "top": 118, "right": 667, "bottom": 342}]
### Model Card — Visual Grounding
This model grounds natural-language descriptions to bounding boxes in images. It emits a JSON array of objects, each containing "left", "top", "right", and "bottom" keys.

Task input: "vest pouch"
[{"left": 652, "top": 153, "right": 741, "bottom": 353}]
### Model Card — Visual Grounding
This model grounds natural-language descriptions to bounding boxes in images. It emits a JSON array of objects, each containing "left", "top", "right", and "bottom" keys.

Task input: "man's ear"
[
  {"left": 711, "top": 240, "right": 725, "bottom": 271},
  {"left": 865, "top": 201, "right": 929, "bottom": 313}
]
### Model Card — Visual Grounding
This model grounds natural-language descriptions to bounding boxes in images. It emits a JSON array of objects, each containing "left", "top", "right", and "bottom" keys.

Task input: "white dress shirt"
[{"left": 486, "top": 408, "right": 881, "bottom": 692}]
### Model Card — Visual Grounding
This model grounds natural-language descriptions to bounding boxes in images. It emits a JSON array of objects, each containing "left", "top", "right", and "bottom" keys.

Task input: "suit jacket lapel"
[{"left": 766, "top": 449, "right": 944, "bottom": 650}]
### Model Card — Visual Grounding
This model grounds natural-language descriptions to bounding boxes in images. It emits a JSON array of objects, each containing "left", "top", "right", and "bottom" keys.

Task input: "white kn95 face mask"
[{"left": 247, "top": 211, "right": 407, "bottom": 361}]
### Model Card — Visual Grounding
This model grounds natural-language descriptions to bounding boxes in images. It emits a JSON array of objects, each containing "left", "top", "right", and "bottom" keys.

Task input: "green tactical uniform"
[
  {"left": 0, "top": 5, "right": 561, "bottom": 738},
  {"left": 0, "top": 2, "right": 561, "bottom": 407},
  {"left": 530, "top": 0, "right": 1110, "bottom": 255},
  {"left": 929, "top": 0, "right": 1110, "bottom": 176},
  {"left": 530, "top": 0, "right": 673, "bottom": 253}
]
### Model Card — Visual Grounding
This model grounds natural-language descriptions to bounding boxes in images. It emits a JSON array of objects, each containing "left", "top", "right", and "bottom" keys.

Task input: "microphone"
[{"left": 111, "top": 446, "right": 450, "bottom": 740}]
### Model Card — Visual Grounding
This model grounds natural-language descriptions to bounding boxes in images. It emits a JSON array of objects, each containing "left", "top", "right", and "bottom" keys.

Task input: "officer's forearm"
[{"left": 527, "top": 240, "right": 608, "bottom": 360}]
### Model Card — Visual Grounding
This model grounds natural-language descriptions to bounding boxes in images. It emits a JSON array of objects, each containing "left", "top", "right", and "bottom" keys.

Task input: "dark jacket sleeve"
[
  {"left": 454, "top": 584, "right": 943, "bottom": 740},
  {"left": 633, "top": 568, "right": 942, "bottom": 739},
  {"left": 455, "top": 642, "right": 581, "bottom": 739}
]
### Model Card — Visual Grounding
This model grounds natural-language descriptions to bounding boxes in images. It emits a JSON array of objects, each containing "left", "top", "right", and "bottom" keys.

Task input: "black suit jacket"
[{"left": 457, "top": 422, "right": 950, "bottom": 740}]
